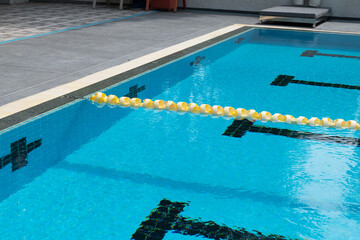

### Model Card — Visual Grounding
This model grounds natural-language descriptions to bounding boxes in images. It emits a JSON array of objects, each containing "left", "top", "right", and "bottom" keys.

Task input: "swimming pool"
[{"left": 1, "top": 27, "right": 360, "bottom": 239}]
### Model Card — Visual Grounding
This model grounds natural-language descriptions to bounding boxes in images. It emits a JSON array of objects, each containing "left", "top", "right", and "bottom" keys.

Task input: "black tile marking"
[
  {"left": 0, "top": 26, "right": 253, "bottom": 132},
  {"left": 190, "top": 56, "right": 205, "bottom": 66},
  {"left": 131, "top": 199, "right": 292, "bottom": 240},
  {"left": 124, "top": 84, "right": 145, "bottom": 98},
  {"left": 131, "top": 199, "right": 187, "bottom": 240},
  {"left": 301, "top": 50, "right": 360, "bottom": 60},
  {"left": 300, "top": 50, "right": 318, "bottom": 57},
  {"left": 223, "top": 119, "right": 360, "bottom": 147},
  {"left": 0, "top": 137, "right": 42, "bottom": 172},
  {"left": 235, "top": 37, "right": 245, "bottom": 44},
  {"left": 271, "top": 75, "right": 360, "bottom": 90},
  {"left": 270, "top": 75, "right": 295, "bottom": 87}
]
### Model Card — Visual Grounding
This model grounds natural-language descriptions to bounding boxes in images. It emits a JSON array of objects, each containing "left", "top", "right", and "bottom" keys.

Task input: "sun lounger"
[{"left": 260, "top": 6, "right": 332, "bottom": 27}]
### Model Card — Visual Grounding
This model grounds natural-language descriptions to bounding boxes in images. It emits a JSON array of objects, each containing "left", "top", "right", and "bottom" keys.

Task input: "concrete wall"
[
  {"left": 178, "top": 0, "right": 360, "bottom": 18},
  {"left": 319, "top": 0, "right": 360, "bottom": 18}
]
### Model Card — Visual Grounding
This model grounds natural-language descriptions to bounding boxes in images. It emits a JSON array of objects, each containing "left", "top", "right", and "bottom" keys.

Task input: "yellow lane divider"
[{"left": 89, "top": 92, "right": 360, "bottom": 131}]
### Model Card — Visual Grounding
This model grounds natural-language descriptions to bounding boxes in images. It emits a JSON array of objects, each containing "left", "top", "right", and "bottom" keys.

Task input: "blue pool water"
[{"left": 1, "top": 28, "right": 360, "bottom": 239}]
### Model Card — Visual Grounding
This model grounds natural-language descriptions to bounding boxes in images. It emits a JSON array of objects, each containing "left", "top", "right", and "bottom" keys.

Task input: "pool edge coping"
[{"left": 1, "top": 23, "right": 359, "bottom": 132}]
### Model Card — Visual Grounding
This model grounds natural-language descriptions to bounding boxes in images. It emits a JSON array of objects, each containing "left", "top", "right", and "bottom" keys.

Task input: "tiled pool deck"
[
  {"left": 0, "top": 3, "right": 147, "bottom": 42},
  {"left": 0, "top": 2, "right": 360, "bottom": 108}
]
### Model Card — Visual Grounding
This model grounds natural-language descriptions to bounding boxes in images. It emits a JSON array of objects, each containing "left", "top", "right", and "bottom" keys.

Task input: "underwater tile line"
[
  {"left": 131, "top": 199, "right": 292, "bottom": 240},
  {"left": 190, "top": 56, "right": 205, "bottom": 66},
  {"left": 223, "top": 119, "right": 360, "bottom": 147},
  {"left": 301, "top": 50, "right": 360, "bottom": 59},
  {"left": 271, "top": 75, "right": 360, "bottom": 90},
  {"left": 0, "top": 137, "right": 42, "bottom": 172},
  {"left": 125, "top": 84, "right": 146, "bottom": 98}
]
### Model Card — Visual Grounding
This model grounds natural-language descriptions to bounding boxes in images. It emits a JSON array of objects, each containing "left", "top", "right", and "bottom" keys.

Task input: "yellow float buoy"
[
  {"left": 224, "top": 107, "right": 236, "bottom": 117},
  {"left": 308, "top": 117, "right": 320, "bottom": 126},
  {"left": 91, "top": 92, "right": 107, "bottom": 104},
  {"left": 98, "top": 96, "right": 107, "bottom": 104},
  {"left": 296, "top": 116, "right": 308, "bottom": 125},
  {"left": 119, "top": 96, "right": 131, "bottom": 107},
  {"left": 320, "top": 118, "right": 333, "bottom": 127},
  {"left": 246, "top": 109, "right": 259, "bottom": 120},
  {"left": 154, "top": 100, "right": 165, "bottom": 109},
  {"left": 131, "top": 98, "right": 142, "bottom": 107},
  {"left": 90, "top": 94, "right": 96, "bottom": 101},
  {"left": 236, "top": 108, "right": 248, "bottom": 118},
  {"left": 334, "top": 119, "right": 346, "bottom": 128},
  {"left": 188, "top": 103, "right": 201, "bottom": 113},
  {"left": 142, "top": 99, "right": 154, "bottom": 108},
  {"left": 200, "top": 104, "right": 213, "bottom": 114},
  {"left": 271, "top": 113, "right": 286, "bottom": 122},
  {"left": 177, "top": 102, "right": 188, "bottom": 112},
  {"left": 284, "top": 115, "right": 295, "bottom": 124},
  {"left": 94, "top": 92, "right": 106, "bottom": 102},
  {"left": 259, "top": 111, "right": 271, "bottom": 121},
  {"left": 106, "top": 95, "right": 119, "bottom": 107},
  {"left": 212, "top": 105, "right": 224, "bottom": 116},
  {"left": 165, "top": 101, "right": 178, "bottom": 111},
  {"left": 346, "top": 120, "right": 359, "bottom": 130}
]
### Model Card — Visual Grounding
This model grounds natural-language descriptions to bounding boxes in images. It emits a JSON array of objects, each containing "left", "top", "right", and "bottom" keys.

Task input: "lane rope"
[{"left": 89, "top": 92, "right": 360, "bottom": 131}]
